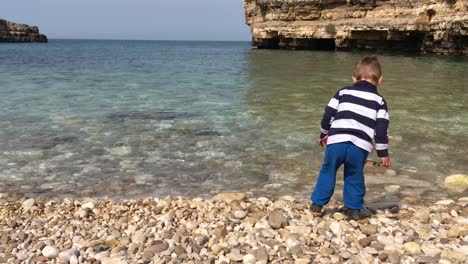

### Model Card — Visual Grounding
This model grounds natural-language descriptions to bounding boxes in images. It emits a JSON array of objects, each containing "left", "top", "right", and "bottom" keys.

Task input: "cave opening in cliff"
[
  {"left": 276, "top": 38, "right": 336, "bottom": 50},
  {"left": 315, "top": 39, "right": 336, "bottom": 50}
]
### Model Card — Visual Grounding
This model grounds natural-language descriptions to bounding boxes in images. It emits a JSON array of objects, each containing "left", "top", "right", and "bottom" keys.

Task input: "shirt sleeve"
[
  {"left": 375, "top": 99, "right": 389, "bottom": 157},
  {"left": 319, "top": 90, "right": 340, "bottom": 139}
]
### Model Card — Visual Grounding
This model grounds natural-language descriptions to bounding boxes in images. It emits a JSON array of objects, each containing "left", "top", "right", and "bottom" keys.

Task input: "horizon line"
[{"left": 49, "top": 37, "right": 252, "bottom": 42}]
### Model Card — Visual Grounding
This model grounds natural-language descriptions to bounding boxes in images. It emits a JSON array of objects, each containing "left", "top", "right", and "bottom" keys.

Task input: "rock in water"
[
  {"left": 0, "top": 19, "right": 48, "bottom": 43},
  {"left": 268, "top": 209, "right": 288, "bottom": 229},
  {"left": 213, "top": 192, "right": 246, "bottom": 203},
  {"left": 385, "top": 185, "right": 401, "bottom": 193},
  {"left": 42, "top": 246, "right": 60, "bottom": 258},
  {"left": 444, "top": 174, "right": 468, "bottom": 192}
]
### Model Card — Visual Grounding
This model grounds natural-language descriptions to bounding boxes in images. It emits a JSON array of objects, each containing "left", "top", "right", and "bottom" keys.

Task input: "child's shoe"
[
  {"left": 344, "top": 208, "right": 371, "bottom": 221},
  {"left": 309, "top": 203, "right": 322, "bottom": 216}
]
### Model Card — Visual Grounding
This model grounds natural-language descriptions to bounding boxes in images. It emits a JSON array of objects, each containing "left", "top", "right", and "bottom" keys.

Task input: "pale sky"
[{"left": 2, "top": 0, "right": 251, "bottom": 41}]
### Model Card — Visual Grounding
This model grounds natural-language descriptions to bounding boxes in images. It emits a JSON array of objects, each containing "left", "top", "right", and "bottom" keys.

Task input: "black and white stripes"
[{"left": 319, "top": 80, "right": 389, "bottom": 157}]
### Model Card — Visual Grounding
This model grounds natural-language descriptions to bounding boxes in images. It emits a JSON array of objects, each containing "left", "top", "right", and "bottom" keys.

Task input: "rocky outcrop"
[
  {"left": 244, "top": 0, "right": 468, "bottom": 55},
  {"left": 0, "top": 19, "right": 47, "bottom": 43}
]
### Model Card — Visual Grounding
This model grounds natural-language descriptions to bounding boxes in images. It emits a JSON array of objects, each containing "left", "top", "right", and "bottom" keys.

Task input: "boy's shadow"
[{"left": 323, "top": 194, "right": 401, "bottom": 217}]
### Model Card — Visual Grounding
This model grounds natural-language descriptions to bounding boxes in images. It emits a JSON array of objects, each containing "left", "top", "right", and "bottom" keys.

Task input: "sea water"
[{"left": 0, "top": 40, "right": 467, "bottom": 200}]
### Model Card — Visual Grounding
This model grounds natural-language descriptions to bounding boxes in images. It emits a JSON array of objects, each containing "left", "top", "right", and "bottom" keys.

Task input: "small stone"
[
  {"left": 415, "top": 208, "right": 431, "bottom": 223},
  {"left": 444, "top": 174, "right": 468, "bottom": 192},
  {"left": 295, "top": 258, "right": 311, "bottom": 264},
  {"left": 418, "top": 256, "right": 440, "bottom": 263},
  {"left": 81, "top": 201, "right": 95, "bottom": 210},
  {"left": 341, "top": 251, "right": 352, "bottom": 259},
  {"left": 385, "top": 185, "right": 401, "bottom": 193},
  {"left": 213, "top": 193, "right": 246, "bottom": 203},
  {"left": 211, "top": 244, "right": 223, "bottom": 255},
  {"left": 378, "top": 253, "right": 388, "bottom": 261},
  {"left": 142, "top": 242, "right": 169, "bottom": 259},
  {"left": 21, "top": 198, "right": 35, "bottom": 211},
  {"left": 77, "top": 208, "right": 88, "bottom": 218},
  {"left": 214, "top": 227, "right": 227, "bottom": 239},
  {"left": 186, "top": 221, "right": 198, "bottom": 230},
  {"left": 447, "top": 226, "right": 460, "bottom": 238},
  {"left": 42, "top": 246, "right": 60, "bottom": 258},
  {"left": 17, "top": 253, "right": 28, "bottom": 260},
  {"left": 174, "top": 245, "right": 186, "bottom": 256},
  {"left": 70, "top": 255, "right": 78, "bottom": 264},
  {"left": 59, "top": 248, "right": 78, "bottom": 262},
  {"left": 279, "top": 195, "right": 296, "bottom": 202},
  {"left": 359, "top": 237, "right": 372, "bottom": 247},
  {"left": 403, "top": 242, "right": 421, "bottom": 254},
  {"left": 387, "top": 252, "right": 401, "bottom": 264},
  {"left": 421, "top": 243, "right": 441, "bottom": 257},
  {"left": 333, "top": 212, "right": 345, "bottom": 220},
  {"left": 233, "top": 210, "right": 247, "bottom": 219},
  {"left": 228, "top": 248, "right": 244, "bottom": 262},
  {"left": 252, "top": 247, "right": 269, "bottom": 262},
  {"left": 268, "top": 209, "right": 288, "bottom": 229},
  {"left": 216, "top": 255, "right": 230, "bottom": 264},
  {"left": 329, "top": 221, "right": 342, "bottom": 236},
  {"left": 35, "top": 241, "right": 46, "bottom": 250},
  {"left": 385, "top": 169, "right": 397, "bottom": 176},
  {"left": 132, "top": 230, "right": 147, "bottom": 244},
  {"left": 360, "top": 224, "right": 378, "bottom": 235},
  {"left": 243, "top": 254, "right": 256, "bottom": 264},
  {"left": 194, "top": 235, "right": 209, "bottom": 246},
  {"left": 435, "top": 199, "right": 455, "bottom": 205},
  {"left": 101, "top": 256, "right": 129, "bottom": 264},
  {"left": 441, "top": 249, "right": 467, "bottom": 263}
]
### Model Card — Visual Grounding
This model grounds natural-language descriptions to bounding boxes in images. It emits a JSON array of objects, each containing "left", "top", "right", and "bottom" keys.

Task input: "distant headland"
[
  {"left": 244, "top": 0, "right": 467, "bottom": 55},
  {"left": 0, "top": 19, "right": 47, "bottom": 43}
]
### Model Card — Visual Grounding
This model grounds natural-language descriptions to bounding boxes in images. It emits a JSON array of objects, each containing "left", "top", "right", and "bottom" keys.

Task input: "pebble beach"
[{"left": 1, "top": 192, "right": 468, "bottom": 264}]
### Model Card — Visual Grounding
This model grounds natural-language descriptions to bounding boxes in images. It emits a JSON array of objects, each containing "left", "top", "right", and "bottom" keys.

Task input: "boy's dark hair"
[{"left": 352, "top": 56, "right": 382, "bottom": 84}]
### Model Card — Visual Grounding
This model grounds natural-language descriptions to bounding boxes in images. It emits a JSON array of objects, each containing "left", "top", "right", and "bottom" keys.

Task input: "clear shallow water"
[{"left": 0, "top": 40, "right": 467, "bottom": 201}]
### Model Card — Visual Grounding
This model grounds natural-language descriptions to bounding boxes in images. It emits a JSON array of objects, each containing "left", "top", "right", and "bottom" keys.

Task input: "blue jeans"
[{"left": 311, "top": 142, "right": 369, "bottom": 209}]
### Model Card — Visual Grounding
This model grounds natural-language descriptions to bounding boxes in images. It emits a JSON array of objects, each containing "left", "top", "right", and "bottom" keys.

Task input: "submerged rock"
[
  {"left": 444, "top": 174, "right": 468, "bottom": 192},
  {"left": 213, "top": 192, "right": 246, "bottom": 203}
]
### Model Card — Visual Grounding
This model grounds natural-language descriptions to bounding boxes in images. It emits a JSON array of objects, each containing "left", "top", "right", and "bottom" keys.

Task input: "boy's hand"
[
  {"left": 317, "top": 138, "right": 325, "bottom": 147},
  {"left": 380, "top": 157, "right": 391, "bottom": 167}
]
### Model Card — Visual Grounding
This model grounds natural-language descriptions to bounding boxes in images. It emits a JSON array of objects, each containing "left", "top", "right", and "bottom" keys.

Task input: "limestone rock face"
[
  {"left": 0, "top": 19, "right": 47, "bottom": 43},
  {"left": 244, "top": 0, "right": 468, "bottom": 55}
]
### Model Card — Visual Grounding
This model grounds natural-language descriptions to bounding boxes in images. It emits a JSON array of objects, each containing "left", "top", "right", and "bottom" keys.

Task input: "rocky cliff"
[
  {"left": 244, "top": 0, "right": 468, "bottom": 55},
  {"left": 0, "top": 19, "right": 47, "bottom": 43}
]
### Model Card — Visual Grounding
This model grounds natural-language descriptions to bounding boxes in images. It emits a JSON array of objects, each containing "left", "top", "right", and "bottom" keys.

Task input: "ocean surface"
[{"left": 0, "top": 39, "right": 467, "bottom": 201}]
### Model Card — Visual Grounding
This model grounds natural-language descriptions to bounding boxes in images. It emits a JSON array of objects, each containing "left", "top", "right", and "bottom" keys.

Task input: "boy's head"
[{"left": 352, "top": 55, "right": 383, "bottom": 86}]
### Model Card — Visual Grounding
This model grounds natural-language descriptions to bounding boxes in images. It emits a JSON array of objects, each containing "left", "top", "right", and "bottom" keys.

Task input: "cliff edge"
[
  {"left": 244, "top": 0, "right": 468, "bottom": 55},
  {"left": 0, "top": 19, "right": 47, "bottom": 43}
]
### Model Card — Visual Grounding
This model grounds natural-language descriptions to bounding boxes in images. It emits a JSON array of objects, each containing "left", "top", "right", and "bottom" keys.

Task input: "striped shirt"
[{"left": 319, "top": 80, "right": 389, "bottom": 157}]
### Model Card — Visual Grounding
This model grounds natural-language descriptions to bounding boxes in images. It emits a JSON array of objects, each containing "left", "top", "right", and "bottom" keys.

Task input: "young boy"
[{"left": 310, "top": 56, "right": 391, "bottom": 220}]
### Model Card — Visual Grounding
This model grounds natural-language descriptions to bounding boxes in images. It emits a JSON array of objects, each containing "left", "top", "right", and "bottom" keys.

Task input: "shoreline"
[{"left": 1, "top": 193, "right": 467, "bottom": 263}]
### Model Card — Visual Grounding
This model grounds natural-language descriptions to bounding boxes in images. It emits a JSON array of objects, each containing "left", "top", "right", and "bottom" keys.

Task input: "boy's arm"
[
  {"left": 319, "top": 91, "right": 340, "bottom": 140},
  {"left": 375, "top": 99, "right": 390, "bottom": 163}
]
